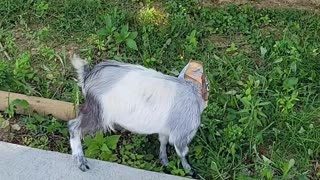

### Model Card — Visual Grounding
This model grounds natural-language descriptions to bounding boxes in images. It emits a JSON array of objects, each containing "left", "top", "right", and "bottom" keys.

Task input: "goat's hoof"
[
  {"left": 189, "top": 171, "right": 201, "bottom": 179},
  {"left": 160, "top": 158, "right": 169, "bottom": 166},
  {"left": 188, "top": 170, "right": 194, "bottom": 176},
  {"left": 76, "top": 156, "right": 90, "bottom": 172},
  {"left": 79, "top": 163, "right": 90, "bottom": 172},
  {"left": 188, "top": 169, "right": 200, "bottom": 179}
]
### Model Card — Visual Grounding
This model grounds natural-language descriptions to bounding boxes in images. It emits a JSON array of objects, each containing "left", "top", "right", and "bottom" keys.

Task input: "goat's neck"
[{"left": 185, "top": 79, "right": 207, "bottom": 112}]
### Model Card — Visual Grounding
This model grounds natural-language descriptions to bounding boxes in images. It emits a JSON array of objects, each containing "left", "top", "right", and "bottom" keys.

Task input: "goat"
[{"left": 67, "top": 50, "right": 209, "bottom": 175}]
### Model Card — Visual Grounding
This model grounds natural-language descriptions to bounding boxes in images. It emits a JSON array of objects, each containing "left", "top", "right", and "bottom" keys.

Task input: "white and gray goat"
[{"left": 68, "top": 51, "right": 209, "bottom": 175}]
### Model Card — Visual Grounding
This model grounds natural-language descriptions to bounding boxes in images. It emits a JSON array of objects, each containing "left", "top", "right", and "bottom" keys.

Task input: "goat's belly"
[
  {"left": 100, "top": 95, "right": 174, "bottom": 135},
  {"left": 113, "top": 114, "right": 167, "bottom": 134},
  {"left": 102, "top": 99, "right": 170, "bottom": 134}
]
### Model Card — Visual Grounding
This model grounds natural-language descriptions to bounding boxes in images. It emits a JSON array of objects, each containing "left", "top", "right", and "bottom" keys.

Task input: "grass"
[{"left": 0, "top": 0, "right": 320, "bottom": 179}]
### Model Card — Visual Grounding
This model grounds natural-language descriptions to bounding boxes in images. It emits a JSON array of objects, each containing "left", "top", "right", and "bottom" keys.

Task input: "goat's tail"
[{"left": 69, "top": 49, "right": 89, "bottom": 87}]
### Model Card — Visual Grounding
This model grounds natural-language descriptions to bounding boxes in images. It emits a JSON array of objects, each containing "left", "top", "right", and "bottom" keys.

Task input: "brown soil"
[{"left": 201, "top": 0, "right": 320, "bottom": 12}]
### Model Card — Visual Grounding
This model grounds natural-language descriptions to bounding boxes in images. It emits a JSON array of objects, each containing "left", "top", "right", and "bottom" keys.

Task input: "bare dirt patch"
[
  {"left": 201, "top": 0, "right": 320, "bottom": 12},
  {"left": 206, "top": 34, "right": 251, "bottom": 53},
  {"left": 206, "top": 34, "right": 266, "bottom": 67}
]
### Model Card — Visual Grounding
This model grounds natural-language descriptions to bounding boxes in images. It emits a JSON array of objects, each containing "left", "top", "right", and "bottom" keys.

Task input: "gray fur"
[
  {"left": 83, "top": 61, "right": 131, "bottom": 96},
  {"left": 159, "top": 134, "right": 169, "bottom": 165},
  {"left": 167, "top": 81, "right": 201, "bottom": 141},
  {"left": 78, "top": 92, "right": 103, "bottom": 135},
  {"left": 70, "top": 62, "right": 131, "bottom": 135}
]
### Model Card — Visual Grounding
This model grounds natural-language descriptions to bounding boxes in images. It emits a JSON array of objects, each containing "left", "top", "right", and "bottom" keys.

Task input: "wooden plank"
[{"left": 0, "top": 90, "right": 76, "bottom": 121}]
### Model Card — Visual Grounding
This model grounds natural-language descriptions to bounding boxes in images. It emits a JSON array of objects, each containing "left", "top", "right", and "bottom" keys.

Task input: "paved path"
[{"left": 0, "top": 141, "right": 188, "bottom": 180}]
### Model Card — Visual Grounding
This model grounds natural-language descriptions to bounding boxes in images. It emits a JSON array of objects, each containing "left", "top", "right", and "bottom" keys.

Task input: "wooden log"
[{"left": 0, "top": 90, "right": 76, "bottom": 121}]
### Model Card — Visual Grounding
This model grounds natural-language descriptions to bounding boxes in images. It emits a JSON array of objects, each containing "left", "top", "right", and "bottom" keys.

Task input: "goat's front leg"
[
  {"left": 68, "top": 119, "right": 89, "bottom": 171},
  {"left": 158, "top": 134, "right": 169, "bottom": 166}
]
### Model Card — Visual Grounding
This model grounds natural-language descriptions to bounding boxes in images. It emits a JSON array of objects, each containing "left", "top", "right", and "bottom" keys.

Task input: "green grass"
[{"left": 1, "top": 0, "right": 320, "bottom": 179}]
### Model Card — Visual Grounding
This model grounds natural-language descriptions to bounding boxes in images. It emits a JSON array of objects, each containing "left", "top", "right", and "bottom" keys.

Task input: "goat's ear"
[
  {"left": 178, "top": 61, "right": 203, "bottom": 79},
  {"left": 185, "top": 61, "right": 203, "bottom": 80},
  {"left": 178, "top": 63, "right": 190, "bottom": 79}
]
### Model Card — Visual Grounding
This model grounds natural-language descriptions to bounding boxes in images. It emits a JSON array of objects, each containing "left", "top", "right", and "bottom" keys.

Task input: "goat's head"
[{"left": 178, "top": 60, "right": 209, "bottom": 109}]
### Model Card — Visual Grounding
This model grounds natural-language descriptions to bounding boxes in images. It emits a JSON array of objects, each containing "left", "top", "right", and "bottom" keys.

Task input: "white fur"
[
  {"left": 70, "top": 127, "right": 83, "bottom": 156},
  {"left": 100, "top": 71, "right": 177, "bottom": 134}
]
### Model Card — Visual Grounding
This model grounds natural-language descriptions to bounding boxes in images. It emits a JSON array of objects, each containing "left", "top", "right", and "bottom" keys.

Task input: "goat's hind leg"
[{"left": 68, "top": 118, "right": 89, "bottom": 171}]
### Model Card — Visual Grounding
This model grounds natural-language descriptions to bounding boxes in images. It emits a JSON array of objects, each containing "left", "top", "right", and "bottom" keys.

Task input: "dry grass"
[{"left": 201, "top": 0, "right": 320, "bottom": 12}]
